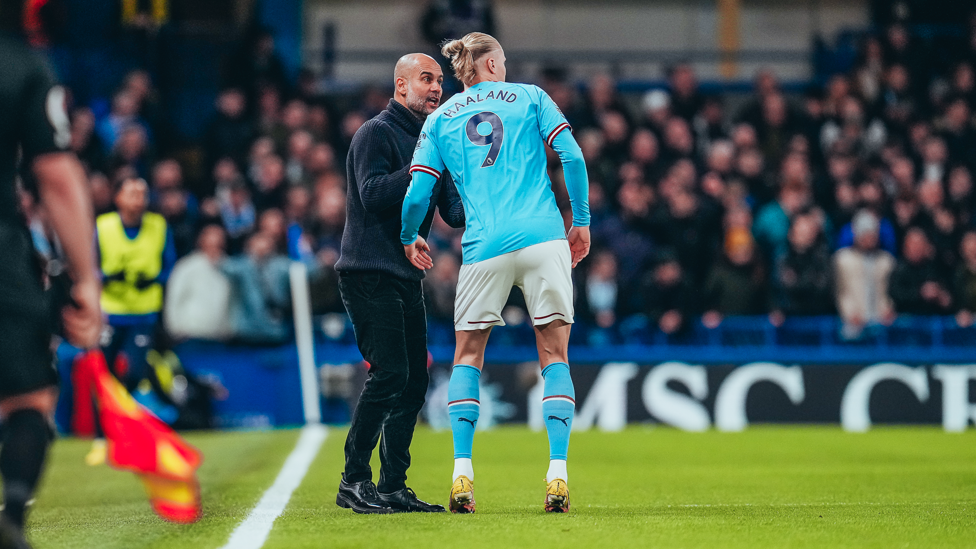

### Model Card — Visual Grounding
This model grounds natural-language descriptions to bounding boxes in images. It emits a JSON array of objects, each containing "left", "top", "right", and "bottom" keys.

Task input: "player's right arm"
[
  {"left": 22, "top": 60, "right": 101, "bottom": 348},
  {"left": 401, "top": 125, "right": 446, "bottom": 270},
  {"left": 537, "top": 88, "right": 590, "bottom": 267}
]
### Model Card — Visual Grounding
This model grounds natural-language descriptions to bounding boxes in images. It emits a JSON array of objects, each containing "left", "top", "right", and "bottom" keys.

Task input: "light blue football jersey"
[{"left": 402, "top": 81, "right": 583, "bottom": 265}]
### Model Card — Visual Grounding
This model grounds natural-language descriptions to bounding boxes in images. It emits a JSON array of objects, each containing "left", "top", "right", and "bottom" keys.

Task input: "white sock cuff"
[
  {"left": 546, "top": 459, "right": 568, "bottom": 484},
  {"left": 453, "top": 458, "right": 474, "bottom": 482}
]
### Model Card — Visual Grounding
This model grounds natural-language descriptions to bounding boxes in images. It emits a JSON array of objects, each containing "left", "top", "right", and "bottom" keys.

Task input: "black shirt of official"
[
  {"left": 336, "top": 99, "right": 465, "bottom": 280},
  {"left": 0, "top": 32, "right": 71, "bottom": 319}
]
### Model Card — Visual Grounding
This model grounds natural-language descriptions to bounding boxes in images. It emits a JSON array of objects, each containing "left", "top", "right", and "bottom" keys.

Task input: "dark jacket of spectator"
[
  {"left": 642, "top": 255, "right": 699, "bottom": 334},
  {"left": 704, "top": 229, "right": 769, "bottom": 315},
  {"left": 775, "top": 243, "right": 835, "bottom": 315},
  {"left": 704, "top": 260, "right": 769, "bottom": 315},
  {"left": 649, "top": 191, "right": 721, "bottom": 283},
  {"left": 954, "top": 231, "right": 976, "bottom": 315},
  {"left": 227, "top": 29, "right": 290, "bottom": 101},
  {"left": 889, "top": 229, "right": 953, "bottom": 315},
  {"left": 953, "top": 263, "right": 976, "bottom": 313},
  {"left": 890, "top": 259, "right": 952, "bottom": 315},
  {"left": 205, "top": 89, "right": 255, "bottom": 173}
]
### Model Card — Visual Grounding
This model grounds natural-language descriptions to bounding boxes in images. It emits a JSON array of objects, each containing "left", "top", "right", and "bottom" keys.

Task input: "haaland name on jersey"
[
  {"left": 403, "top": 81, "right": 589, "bottom": 265},
  {"left": 441, "top": 89, "right": 518, "bottom": 118}
]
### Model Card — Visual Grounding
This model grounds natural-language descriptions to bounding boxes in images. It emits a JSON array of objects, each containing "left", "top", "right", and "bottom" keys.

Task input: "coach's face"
[{"left": 403, "top": 58, "right": 443, "bottom": 117}]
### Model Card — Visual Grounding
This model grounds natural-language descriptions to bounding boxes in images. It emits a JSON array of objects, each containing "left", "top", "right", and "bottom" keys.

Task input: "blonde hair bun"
[
  {"left": 439, "top": 32, "right": 500, "bottom": 87},
  {"left": 440, "top": 39, "right": 466, "bottom": 61}
]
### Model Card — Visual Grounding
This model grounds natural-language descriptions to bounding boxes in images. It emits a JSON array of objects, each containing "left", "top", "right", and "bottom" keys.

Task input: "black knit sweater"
[{"left": 336, "top": 99, "right": 465, "bottom": 280}]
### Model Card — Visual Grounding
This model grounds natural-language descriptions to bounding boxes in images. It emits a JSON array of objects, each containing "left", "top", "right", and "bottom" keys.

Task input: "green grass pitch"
[{"left": 13, "top": 426, "right": 976, "bottom": 548}]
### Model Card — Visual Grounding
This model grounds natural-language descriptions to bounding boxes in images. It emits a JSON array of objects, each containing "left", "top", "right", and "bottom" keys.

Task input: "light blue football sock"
[
  {"left": 542, "top": 362, "right": 575, "bottom": 461},
  {"left": 448, "top": 364, "right": 481, "bottom": 459}
]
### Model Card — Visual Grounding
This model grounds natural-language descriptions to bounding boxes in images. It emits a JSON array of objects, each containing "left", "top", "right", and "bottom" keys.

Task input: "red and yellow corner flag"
[{"left": 75, "top": 350, "right": 203, "bottom": 523}]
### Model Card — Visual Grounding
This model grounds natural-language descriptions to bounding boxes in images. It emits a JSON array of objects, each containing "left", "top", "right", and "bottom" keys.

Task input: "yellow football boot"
[
  {"left": 449, "top": 475, "right": 475, "bottom": 514},
  {"left": 545, "top": 478, "right": 570, "bottom": 513}
]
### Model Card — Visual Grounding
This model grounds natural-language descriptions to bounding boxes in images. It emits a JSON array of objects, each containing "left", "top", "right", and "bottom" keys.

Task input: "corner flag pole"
[{"left": 289, "top": 262, "right": 321, "bottom": 424}]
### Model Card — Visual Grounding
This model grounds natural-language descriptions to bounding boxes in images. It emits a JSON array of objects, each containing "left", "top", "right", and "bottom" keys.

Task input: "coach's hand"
[
  {"left": 404, "top": 236, "right": 434, "bottom": 270},
  {"left": 568, "top": 225, "right": 590, "bottom": 268},
  {"left": 62, "top": 275, "right": 103, "bottom": 349}
]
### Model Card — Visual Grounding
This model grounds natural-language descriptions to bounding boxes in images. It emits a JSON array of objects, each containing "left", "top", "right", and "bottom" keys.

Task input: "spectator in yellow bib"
[
  {"left": 87, "top": 175, "right": 175, "bottom": 465},
  {"left": 97, "top": 175, "right": 175, "bottom": 388}
]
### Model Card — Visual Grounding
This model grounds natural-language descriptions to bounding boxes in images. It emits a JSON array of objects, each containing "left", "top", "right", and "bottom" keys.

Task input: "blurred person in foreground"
[
  {"left": 334, "top": 53, "right": 464, "bottom": 514},
  {"left": 834, "top": 210, "right": 895, "bottom": 340},
  {"left": 0, "top": 23, "right": 101, "bottom": 549},
  {"left": 401, "top": 33, "right": 589, "bottom": 514},
  {"left": 88, "top": 176, "right": 175, "bottom": 466},
  {"left": 164, "top": 225, "right": 233, "bottom": 341}
]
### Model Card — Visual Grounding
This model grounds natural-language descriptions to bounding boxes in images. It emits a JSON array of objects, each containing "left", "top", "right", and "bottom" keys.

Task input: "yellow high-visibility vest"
[
  {"left": 97, "top": 211, "right": 167, "bottom": 315},
  {"left": 121, "top": 0, "right": 169, "bottom": 25}
]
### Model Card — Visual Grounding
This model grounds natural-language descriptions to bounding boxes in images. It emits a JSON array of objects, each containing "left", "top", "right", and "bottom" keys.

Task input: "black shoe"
[
  {"left": 0, "top": 516, "right": 30, "bottom": 549},
  {"left": 378, "top": 487, "right": 446, "bottom": 513},
  {"left": 336, "top": 479, "right": 398, "bottom": 514}
]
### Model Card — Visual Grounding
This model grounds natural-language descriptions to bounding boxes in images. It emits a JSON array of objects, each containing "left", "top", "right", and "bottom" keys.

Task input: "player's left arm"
[
  {"left": 550, "top": 130, "right": 589, "bottom": 229},
  {"left": 537, "top": 88, "right": 590, "bottom": 267}
]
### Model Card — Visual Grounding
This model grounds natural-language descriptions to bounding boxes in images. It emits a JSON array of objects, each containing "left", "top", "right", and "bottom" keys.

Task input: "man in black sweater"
[{"left": 334, "top": 53, "right": 464, "bottom": 514}]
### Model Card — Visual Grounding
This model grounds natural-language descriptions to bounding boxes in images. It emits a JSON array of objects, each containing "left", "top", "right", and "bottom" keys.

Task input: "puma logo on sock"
[
  {"left": 457, "top": 417, "right": 477, "bottom": 427},
  {"left": 548, "top": 416, "right": 570, "bottom": 426}
]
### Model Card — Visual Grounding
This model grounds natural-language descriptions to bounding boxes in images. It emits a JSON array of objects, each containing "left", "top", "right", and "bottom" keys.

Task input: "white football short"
[{"left": 454, "top": 239, "right": 574, "bottom": 331}]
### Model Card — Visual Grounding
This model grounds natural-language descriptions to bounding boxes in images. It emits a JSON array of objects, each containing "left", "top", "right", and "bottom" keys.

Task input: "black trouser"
[
  {"left": 102, "top": 321, "right": 155, "bottom": 392},
  {"left": 339, "top": 271, "right": 429, "bottom": 493}
]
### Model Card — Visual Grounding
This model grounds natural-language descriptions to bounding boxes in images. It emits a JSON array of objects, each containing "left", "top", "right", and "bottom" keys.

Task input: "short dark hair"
[{"left": 112, "top": 176, "right": 148, "bottom": 197}]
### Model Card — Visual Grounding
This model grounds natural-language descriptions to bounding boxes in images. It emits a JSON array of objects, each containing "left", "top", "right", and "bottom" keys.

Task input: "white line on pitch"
[{"left": 218, "top": 424, "right": 328, "bottom": 549}]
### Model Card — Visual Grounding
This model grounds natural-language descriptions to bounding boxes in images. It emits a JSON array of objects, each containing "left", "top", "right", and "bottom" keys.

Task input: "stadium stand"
[{"left": 28, "top": 10, "right": 976, "bottom": 363}]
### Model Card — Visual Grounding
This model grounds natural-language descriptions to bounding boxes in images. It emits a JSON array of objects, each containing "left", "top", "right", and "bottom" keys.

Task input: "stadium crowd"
[{"left": 23, "top": 17, "right": 976, "bottom": 346}]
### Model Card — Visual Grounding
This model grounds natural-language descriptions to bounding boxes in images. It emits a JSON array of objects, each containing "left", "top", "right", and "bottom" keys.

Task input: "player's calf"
[{"left": 541, "top": 362, "right": 574, "bottom": 479}]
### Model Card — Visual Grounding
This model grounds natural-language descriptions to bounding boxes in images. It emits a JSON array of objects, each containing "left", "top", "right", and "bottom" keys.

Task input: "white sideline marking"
[{"left": 218, "top": 424, "right": 328, "bottom": 549}]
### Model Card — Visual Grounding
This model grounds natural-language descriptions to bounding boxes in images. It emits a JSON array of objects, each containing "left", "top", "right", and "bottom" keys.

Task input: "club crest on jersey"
[{"left": 443, "top": 90, "right": 518, "bottom": 118}]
